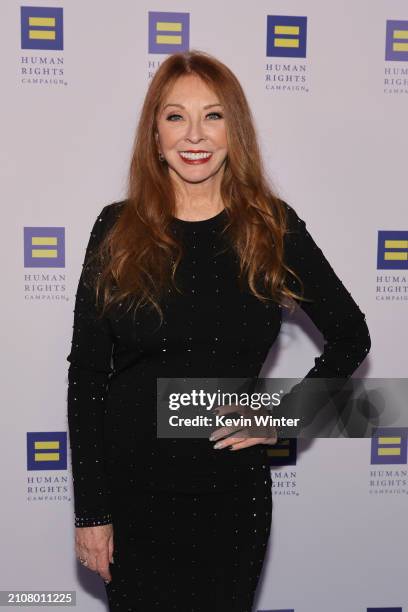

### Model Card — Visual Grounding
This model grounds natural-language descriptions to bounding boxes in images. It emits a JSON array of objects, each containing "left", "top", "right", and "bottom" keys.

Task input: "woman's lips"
[{"left": 178, "top": 152, "right": 213, "bottom": 165}]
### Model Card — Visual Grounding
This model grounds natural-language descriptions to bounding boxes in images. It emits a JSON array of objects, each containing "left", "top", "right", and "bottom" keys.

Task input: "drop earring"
[{"left": 158, "top": 152, "right": 165, "bottom": 162}]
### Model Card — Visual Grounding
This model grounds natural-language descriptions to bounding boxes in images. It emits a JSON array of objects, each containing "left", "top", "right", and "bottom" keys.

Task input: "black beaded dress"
[{"left": 66, "top": 200, "right": 371, "bottom": 612}]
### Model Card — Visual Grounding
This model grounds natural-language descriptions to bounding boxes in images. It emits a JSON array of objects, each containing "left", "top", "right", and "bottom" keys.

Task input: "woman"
[{"left": 67, "top": 50, "right": 371, "bottom": 611}]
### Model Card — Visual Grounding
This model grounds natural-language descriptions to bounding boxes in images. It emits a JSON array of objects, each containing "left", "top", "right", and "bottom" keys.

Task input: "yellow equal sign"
[
  {"left": 156, "top": 21, "right": 182, "bottom": 45},
  {"left": 267, "top": 439, "right": 290, "bottom": 458},
  {"left": 377, "top": 436, "right": 401, "bottom": 456},
  {"left": 393, "top": 28, "right": 408, "bottom": 52},
  {"left": 31, "top": 236, "right": 58, "bottom": 258},
  {"left": 28, "top": 16, "right": 56, "bottom": 40},
  {"left": 274, "top": 25, "right": 300, "bottom": 48},
  {"left": 34, "top": 440, "right": 60, "bottom": 462},
  {"left": 384, "top": 239, "right": 408, "bottom": 261}
]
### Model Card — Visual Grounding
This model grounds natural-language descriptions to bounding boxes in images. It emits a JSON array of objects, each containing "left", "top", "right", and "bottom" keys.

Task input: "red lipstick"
[{"left": 178, "top": 150, "right": 213, "bottom": 165}]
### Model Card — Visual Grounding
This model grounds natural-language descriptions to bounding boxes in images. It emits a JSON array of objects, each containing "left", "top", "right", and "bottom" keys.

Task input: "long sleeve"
[
  {"left": 66, "top": 204, "right": 115, "bottom": 527},
  {"left": 271, "top": 201, "right": 372, "bottom": 437}
]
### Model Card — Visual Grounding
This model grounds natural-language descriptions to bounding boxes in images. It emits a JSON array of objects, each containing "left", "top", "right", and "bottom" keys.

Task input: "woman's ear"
[{"left": 154, "top": 131, "right": 161, "bottom": 153}]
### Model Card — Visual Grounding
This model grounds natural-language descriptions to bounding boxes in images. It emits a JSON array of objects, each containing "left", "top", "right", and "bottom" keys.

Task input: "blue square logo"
[
  {"left": 267, "top": 15, "right": 307, "bottom": 58},
  {"left": 24, "top": 227, "right": 65, "bottom": 268},
  {"left": 27, "top": 432, "right": 67, "bottom": 471},
  {"left": 21, "top": 6, "right": 63, "bottom": 51},
  {"left": 148, "top": 11, "right": 190, "bottom": 54},
  {"left": 371, "top": 428, "right": 408, "bottom": 465},
  {"left": 385, "top": 20, "right": 408, "bottom": 62},
  {"left": 377, "top": 231, "right": 408, "bottom": 270}
]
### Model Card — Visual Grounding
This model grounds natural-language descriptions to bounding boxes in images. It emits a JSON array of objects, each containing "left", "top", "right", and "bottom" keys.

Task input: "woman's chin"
[{"left": 169, "top": 160, "right": 225, "bottom": 184}]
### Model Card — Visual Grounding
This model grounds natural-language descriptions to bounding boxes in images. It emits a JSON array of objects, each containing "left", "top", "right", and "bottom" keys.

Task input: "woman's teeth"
[{"left": 179, "top": 152, "right": 212, "bottom": 160}]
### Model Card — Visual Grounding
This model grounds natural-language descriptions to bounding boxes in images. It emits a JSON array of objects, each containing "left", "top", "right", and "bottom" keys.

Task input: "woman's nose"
[{"left": 184, "top": 118, "right": 205, "bottom": 143}]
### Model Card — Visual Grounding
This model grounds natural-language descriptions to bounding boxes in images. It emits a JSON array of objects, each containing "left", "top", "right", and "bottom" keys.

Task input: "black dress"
[{"left": 66, "top": 200, "right": 371, "bottom": 611}]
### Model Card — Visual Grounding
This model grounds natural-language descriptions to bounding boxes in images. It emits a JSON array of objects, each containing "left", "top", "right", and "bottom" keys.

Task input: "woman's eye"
[{"left": 165, "top": 112, "right": 224, "bottom": 121}]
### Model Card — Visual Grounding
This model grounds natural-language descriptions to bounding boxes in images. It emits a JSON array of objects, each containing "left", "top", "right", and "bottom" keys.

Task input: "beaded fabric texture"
[{"left": 66, "top": 200, "right": 371, "bottom": 611}]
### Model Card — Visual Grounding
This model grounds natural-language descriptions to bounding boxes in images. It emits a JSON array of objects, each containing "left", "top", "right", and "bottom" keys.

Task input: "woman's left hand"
[{"left": 209, "top": 403, "right": 278, "bottom": 451}]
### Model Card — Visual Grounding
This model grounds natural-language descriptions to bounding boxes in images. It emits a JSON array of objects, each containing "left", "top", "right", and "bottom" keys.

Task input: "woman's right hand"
[{"left": 75, "top": 523, "right": 114, "bottom": 583}]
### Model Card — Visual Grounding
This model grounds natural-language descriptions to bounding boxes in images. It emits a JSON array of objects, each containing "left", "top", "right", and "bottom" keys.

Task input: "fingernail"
[{"left": 213, "top": 442, "right": 223, "bottom": 449}]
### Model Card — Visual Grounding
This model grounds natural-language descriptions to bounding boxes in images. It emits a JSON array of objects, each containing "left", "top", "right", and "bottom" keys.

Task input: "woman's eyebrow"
[{"left": 162, "top": 103, "right": 224, "bottom": 110}]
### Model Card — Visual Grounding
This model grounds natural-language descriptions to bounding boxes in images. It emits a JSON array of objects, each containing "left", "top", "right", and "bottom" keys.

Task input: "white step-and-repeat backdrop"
[{"left": 2, "top": 1, "right": 407, "bottom": 611}]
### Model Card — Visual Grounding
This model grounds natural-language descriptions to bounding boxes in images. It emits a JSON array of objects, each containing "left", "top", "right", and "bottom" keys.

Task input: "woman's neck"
[{"left": 171, "top": 167, "right": 225, "bottom": 221}]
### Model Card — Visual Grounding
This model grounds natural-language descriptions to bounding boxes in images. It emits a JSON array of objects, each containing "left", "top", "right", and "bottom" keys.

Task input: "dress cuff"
[{"left": 74, "top": 512, "right": 112, "bottom": 528}]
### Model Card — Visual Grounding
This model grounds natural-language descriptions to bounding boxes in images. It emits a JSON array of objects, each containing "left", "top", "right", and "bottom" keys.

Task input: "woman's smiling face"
[{"left": 155, "top": 74, "right": 228, "bottom": 185}]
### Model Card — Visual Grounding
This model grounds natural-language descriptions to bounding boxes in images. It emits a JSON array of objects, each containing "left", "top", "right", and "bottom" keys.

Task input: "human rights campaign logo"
[
  {"left": 385, "top": 20, "right": 408, "bottom": 62},
  {"left": 21, "top": 6, "right": 63, "bottom": 51},
  {"left": 266, "top": 16, "right": 307, "bottom": 58},
  {"left": 24, "top": 227, "right": 65, "bottom": 268},
  {"left": 27, "top": 432, "right": 67, "bottom": 470},
  {"left": 148, "top": 12, "right": 190, "bottom": 54},
  {"left": 377, "top": 231, "right": 408, "bottom": 269},
  {"left": 266, "top": 438, "right": 297, "bottom": 466},
  {"left": 371, "top": 428, "right": 408, "bottom": 465}
]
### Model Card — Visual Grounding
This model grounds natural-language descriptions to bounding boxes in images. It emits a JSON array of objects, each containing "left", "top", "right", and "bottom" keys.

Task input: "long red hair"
[{"left": 88, "top": 50, "right": 306, "bottom": 324}]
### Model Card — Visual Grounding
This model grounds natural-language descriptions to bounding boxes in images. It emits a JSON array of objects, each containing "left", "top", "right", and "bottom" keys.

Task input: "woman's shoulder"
[
  {"left": 93, "top": 199, "right": 128, "bottom": 233},
  {"left": 101, "top": 199, "right": 128, "bottom": 221},
  {"left": 277, "top": 198, "right": 301, "bottom": 222},
  {"left": 85, "top": 200, "right": 128, "bottom": 253},
  {"left": 274, "top": 197, "right": 306, "bottom": 237}
]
